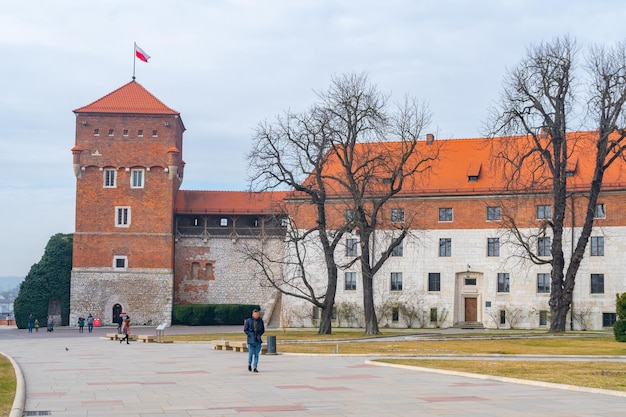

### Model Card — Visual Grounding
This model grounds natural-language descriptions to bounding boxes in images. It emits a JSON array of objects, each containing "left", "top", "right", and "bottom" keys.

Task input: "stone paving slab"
[{"left": 2, "top": 329, "right": 626, "bottom": 416}]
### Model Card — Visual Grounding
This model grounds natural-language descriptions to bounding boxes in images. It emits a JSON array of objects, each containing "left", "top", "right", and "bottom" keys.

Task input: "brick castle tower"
[{"left": 70, "top": 81, "right": 184, "bottom": 326}]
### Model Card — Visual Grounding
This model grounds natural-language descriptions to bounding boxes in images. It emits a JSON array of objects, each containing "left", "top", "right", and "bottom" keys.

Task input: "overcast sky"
[{"left": 2, "top": 0, "right": 626, "bottom": 278}]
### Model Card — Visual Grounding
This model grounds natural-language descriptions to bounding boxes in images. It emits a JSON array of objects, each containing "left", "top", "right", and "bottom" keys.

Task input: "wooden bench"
[
  {"left": 215, "top": 340, "right": 268, "bottom": 354},
  {"left": 105, "top": 333, "right": 137, "bottom": 341},
  {"left": 137, "top": 335, "right": 156, "bottom": 343}
]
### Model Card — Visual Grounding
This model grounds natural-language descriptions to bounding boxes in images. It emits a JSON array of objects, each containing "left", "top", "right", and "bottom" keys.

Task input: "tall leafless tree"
[
  {"left": 487, "top": 36, "right": 626, "bottom": 332},
  {"left": 248, "top": 73, "right": 436, "bottom": 335}
]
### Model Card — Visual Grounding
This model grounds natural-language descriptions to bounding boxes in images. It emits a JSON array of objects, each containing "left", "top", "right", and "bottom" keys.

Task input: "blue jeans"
[
  {"left": 28, "top": 322, "right": 33, "bottom": 333},
  {"left": 247, "top": 343, "right": 261, "bottom": 369}
]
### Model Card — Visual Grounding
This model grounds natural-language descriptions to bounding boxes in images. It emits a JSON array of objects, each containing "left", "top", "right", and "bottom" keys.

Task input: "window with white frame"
[
  {"left": 104, "top": 169, "right": 116, "bottom": 188},
  {"left": 344, "top": 272, "right": 357, "bottom": 290},
  {"left": 115, "top": 206, "right": 130, "bottom": 227},
  {"left": 487, "top": 238, "right": 500, "bottom": 257},
  {"left": 537, "top": 237, "right": 551, "bottom": 257},
  {"left": 113, "top": 256, "right": 127, "bottom": 269},
  {"left": 590, "top": 236, "right": 604, "bottom": 256},
  {"left": 391, "top": 208, "right": 405, "bottom": 223},
  {"left": 438, "top": 207, "right": 453, "bottom": 222},
  {"left": 594, "top": 203, "right": 606, "bottom": 219},
  {"left": 486, "top": 206, "right": 501, "bottom": 221},
  {"left": 497, "top": 273, "right": 510, "bottom": 293},
  {"left": 390, "top": 272, "right": 403, "bottom": 291},
  {"left": 131, "top": 169, "right": 144, "bottom": 188},
  {"left": 537, "top": 273, "right": 550, "bottom": 293},
  {"left": 536, "top": 205, "right": 552, "bottom": 219},
  {"left": 220, "top": 218, "right": 228, "bottom": 227},
  {"left": 439, "top": 238, "right": 451, "bottom": 257},
  {"left": 346, "top": 238, "right": 358, "bottom": 257},
  {"left": 391, "top": 240, "right": 403, "bottom": 257}
]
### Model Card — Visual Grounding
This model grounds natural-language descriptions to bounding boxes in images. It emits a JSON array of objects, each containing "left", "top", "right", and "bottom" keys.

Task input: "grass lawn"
[
  {"left": 165, "top": 329, "right": 414, "bottom": 343},
  {"left": 375, "top": 359, "right": 626, "bottom": 392},
  {"left": 276, "top": 336, "right": 626, "bottom": 355},
  {"left": 0, "top": 355, "right": 16, "bottom": 416}
]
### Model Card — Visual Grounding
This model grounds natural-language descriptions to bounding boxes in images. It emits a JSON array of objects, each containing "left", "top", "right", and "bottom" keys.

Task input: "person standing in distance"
[{"left": 243, "top": 309, "right": 265, "bottom": 373}]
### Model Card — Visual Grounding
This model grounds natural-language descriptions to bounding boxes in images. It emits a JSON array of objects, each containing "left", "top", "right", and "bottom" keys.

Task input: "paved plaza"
[{"left": 2, "top": 326, "right": 625, "bottom": 416}]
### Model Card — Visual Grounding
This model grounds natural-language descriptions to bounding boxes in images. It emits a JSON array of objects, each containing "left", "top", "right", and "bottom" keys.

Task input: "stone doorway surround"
[{"left": 454, "top": 269, "right": 484, "bottom": 325}]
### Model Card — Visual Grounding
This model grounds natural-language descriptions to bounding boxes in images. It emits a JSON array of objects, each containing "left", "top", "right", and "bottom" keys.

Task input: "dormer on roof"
[{"left": 467, "top": 161, "right": 482, "bottom": 182}]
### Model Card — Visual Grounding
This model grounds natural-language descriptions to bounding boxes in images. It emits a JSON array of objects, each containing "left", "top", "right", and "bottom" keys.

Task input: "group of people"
[
  {"left": 27, "top": 314, "right": 56, "bottom": 332},
  {"left": 77, "top": 314, "right": 95, "bottom": 333}
]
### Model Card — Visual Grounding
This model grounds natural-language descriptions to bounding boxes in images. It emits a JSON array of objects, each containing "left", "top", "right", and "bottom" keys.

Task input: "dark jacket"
[{"left": 243, "top": 317, "right": 265, "bottom": 345}]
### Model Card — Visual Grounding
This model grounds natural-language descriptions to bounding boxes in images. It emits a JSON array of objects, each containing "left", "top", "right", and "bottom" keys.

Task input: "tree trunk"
[
  {"left": 360, "top": 237, "right": 380, "bottom": 335},
  {"left": 318, "top": 302, "right": 334, "bottom": 335},
  {"left": 318, "top": 263, "right": 338, "bottom": 335}
]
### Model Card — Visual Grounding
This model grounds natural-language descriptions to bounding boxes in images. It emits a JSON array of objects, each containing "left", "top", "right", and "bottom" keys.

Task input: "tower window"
[
  {"left": 113, "top": 256, "right": 127, "bottom": 269},
  {"left": 108, "top": 129, "right": 114, "bottom": 137},
  {"left": 138, "top": 129, "right": 144, "bottom": 137},
  {"left": 115, "top": 206, "right": 131, "bottom": 227},
  {"left": 104, "top": 169, "right": 116, "bottom": 188},
  {"left": 123, "top": 129, "right": 129, "bottom": 137},
  {"left": 131, "top": 169, "right": 144, "bottom": 188},
  {"left": 94, "top": 128, "right": 100, "bottom": 136},
  {"left": 152, "top": 130, "right": 158, "bottom": 137}
]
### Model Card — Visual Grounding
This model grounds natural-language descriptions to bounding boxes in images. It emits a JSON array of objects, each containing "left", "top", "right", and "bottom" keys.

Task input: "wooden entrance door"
[{"left": 464, "top": 298, "right": 477, "bottom": 322}]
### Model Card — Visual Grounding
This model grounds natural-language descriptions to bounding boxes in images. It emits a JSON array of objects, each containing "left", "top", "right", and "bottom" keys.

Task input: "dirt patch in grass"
[
  {"left": 375, "top": 359, "right": 626, "bottom": 392},
  {"left": 278, "top": 337, "right": 626, "bottom": 355},
  {"left": 0, "top": 355, "right": 16, "bottom": 416}
]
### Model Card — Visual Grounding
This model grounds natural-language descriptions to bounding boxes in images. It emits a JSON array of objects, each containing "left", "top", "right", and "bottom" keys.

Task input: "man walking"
[{"left": 243, "top": 309, "right": 265, "bottom": 373}]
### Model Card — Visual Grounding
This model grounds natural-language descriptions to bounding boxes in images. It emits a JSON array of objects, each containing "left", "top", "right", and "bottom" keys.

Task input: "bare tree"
[
  {"left": 486, "top": 37, "right": 626, "bottom": 332},
  {"left": 318, "top": 73, "right": 438, "bottom": 334}
]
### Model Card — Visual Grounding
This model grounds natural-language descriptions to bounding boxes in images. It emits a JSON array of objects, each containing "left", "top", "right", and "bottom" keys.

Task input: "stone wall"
[
  {"left": 70, "top": 268, "right": 173, "bottom": 327},
  {"left": 174, "top": 235, "right": 281, "bottom": 316}
]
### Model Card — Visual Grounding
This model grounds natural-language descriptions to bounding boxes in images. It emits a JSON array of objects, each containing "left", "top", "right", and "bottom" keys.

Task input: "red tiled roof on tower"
[{"left": 73, "top": 80, "right": 179, "bottom": 115}]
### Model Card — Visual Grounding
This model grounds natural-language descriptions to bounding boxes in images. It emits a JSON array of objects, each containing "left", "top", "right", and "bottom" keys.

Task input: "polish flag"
[{"left": 134, "top": 43, "right": 150, "bottom": 63}]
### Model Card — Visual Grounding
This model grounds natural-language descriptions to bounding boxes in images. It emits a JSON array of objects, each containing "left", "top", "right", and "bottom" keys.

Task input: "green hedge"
[{"left": 172, "top": 304, "right": 260, "bottom": 326}]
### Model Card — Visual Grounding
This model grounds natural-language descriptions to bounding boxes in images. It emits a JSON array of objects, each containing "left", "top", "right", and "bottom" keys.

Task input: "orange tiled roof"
[
  {"left": 293, "top": 131, "right": 626, "bottom": 199},
  {"left": 73, "top": 81, "right": 179, "bottom": 115},
  {"left": 175, "top": 190, "right": 289, "bottom": 215}
]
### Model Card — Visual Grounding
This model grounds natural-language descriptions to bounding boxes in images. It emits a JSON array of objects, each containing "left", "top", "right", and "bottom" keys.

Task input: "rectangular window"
[
  {"left": 465, "top": 278, "right": 477, "bottom": 285},
  {"left": 123, "top": 129, "right": 129, "bottom": 137},
  {"left": 487, "top": 206, "right": 501, "bottom": 221},
  {"left": 346, "top": 238, "right": 358, "bottom": 257},
  {"left": 113, "top": 256, "right": 127, "bottom": 269},
  {"left": 344, "top": 272, "right": 357, "bottom": 291},
  {"left": 280, "top": 217, "right": 289, "bottom": 227},
  {"left": 391, "top": 208, "right": 405, "bottom": 223},
  {"left": 391, "top": 240, "right": 403, "bottom": 257},
  {"left": 345, "top": 209, "right": 355, "bottom": 224},
  {"left": 487, "top": 238, "right": 500, "bottom": 257},
  {"left": 603, "top": 312, "right": 617, "bottom": 327},
  {"left": 390, "top": 272, "right": 403, "bottom": 291},
  {"left": 536, "top": 205, "right": 552, "bottom": 219},
  {"left": 591, "top": 273, "right": 604, "bottom": 294},
  {"left": 537, "top": 273, "right": 550, "bottom": 293},
  {"left": 104, "top": 169, "right": 116, "bottom": 188},
  {"left": 430, "top": 308, "right": 438, "bottom": 323},
  {"left": 438, "top": 207, "right": 453, "bottom": 222},
  {"left": 205, "top": 263, "right": 214, "bottom": 278},
  {"left": 131, "top": 169, "right": 144, "bottom": 188},
  {"left": 539, "top": 310, "right": 548, "bottom": 326},
  {"left": 391, "top": 308, "right": 399, "bottom": 322},
  {"left": 497, "top": 273, "right": 510, "bottom": 293},
  {"left": 220, "top": 218, "right": 228, "bottom": 227},
  {"left": 93, "top": 128, "right": 99, "bottom": 136},
  {"left": 439, "top": 238, "right": 451, "bottom": 257},
  {"left": 594, "top": 203, "right": 606, "bottom": 219},
  {"left": 152, "top": 129, "right": 158, "bottom": 137},
  {"left": 499, "top": 310, "right": 506, "bottom": 325},
  {"left": 590, "top": 236, "right": 604, "bottom": 256},
  {"left": 428, "top": 273, "right": 441, "bottom": 292},
  {"left": 138, "top": 129, "right": 144, "bottom": 137},
  {"left": 191, "top": 262, "right": 199, "bottom": 279},
  {"left": 115, "top": 207, "right": 130, "bottom": 227},
  {"left": 537, "top": 237, "right": 551, "bottom": 257},
  {"left": 108, "top": 128, "right": 114, "bottom": 137},
  {"left": 312, "top": 307, "right": 320, "bottom": 320}
]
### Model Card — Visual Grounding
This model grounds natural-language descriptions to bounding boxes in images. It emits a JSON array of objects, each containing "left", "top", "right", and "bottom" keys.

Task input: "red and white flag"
[{"left": 134, "top": 43, "right": 150, "bottom": 62}]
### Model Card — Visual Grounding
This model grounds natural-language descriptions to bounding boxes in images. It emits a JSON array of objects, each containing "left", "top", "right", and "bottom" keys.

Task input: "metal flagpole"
[{"left": 132, "top": 42, "right": 136, "bottom": 80}]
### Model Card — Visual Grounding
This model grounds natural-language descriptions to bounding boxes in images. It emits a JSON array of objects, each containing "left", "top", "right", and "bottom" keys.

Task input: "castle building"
[{"left": 70, "top": 81, "right": 626, "bottom": 330}]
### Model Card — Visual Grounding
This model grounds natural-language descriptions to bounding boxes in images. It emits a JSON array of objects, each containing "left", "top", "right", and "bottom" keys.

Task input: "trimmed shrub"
[
  {"left": 172, "top": 304, "right": 260, "bottom": 326},
  {"left": 613, "top": 319, "right": 626, "bottom": 342}
]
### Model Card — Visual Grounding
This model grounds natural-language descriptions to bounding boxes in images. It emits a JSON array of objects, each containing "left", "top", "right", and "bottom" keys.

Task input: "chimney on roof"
[{"left": 426, "top": 133, "right": 435, "bottom": 145}]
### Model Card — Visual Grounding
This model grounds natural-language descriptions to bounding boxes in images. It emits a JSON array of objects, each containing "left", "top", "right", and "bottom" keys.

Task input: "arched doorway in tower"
[{"left": 112, "top": 304, "right": 123, "bottom": 325}]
